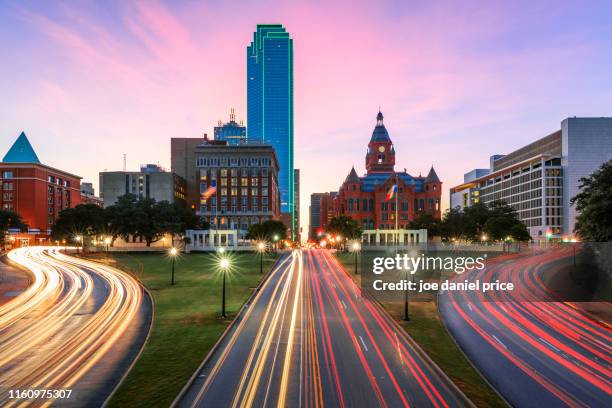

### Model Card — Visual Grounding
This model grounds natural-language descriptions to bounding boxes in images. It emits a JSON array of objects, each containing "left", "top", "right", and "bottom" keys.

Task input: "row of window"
[
  {"left": 197, "top": 157, "right": 272, "bottom": 167},
  {"left": 344, "top": 198, "right": 440, "bottom": 213}
]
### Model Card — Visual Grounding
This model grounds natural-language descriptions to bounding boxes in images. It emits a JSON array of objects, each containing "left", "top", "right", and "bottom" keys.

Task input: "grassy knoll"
[
  {"left": 334, "top": 251, "right": 507, "bottom": 408},
  {"left": 95, "top": 251, "right": 276, "bottom": 408}
]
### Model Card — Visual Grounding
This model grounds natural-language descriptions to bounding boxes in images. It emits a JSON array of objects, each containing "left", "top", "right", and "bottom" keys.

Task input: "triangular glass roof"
[{"left": 2, "top": 132, "right": 41, "bottom": 163}]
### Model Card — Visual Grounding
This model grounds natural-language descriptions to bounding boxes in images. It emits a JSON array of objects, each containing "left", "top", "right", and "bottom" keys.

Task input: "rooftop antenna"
[
  {"left": 230, "top": 107, "right": 236, "bottom": 122},
  {"left": 123, "top": 154, "right": 126, "bottom": 171}
]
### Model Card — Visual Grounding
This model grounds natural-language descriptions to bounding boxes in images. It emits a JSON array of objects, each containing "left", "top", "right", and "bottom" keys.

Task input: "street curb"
[
  {"left": 436, "top": 290, "right": 512, "bottom": 407},
  {"left": 333, "top": 251, "right": 476, "bottom": 407},
  {"left": 170, "top": 254, "right": 286, "bottom": 408},
  {"left": 101, "top": 276, "right": 154, "bottom": 407},
  {"left": 0, "top": 252, "right": 35, "bottom": 286},
  {"left": 71, "top": 253, "right": 155, "bottom": 408}
]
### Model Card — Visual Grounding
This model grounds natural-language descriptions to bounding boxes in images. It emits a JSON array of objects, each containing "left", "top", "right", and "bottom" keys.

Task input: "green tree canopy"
[
  {"left": 571, "top": 160, "right": 612, "bottom": 241},
  {"left": 247, "top": 219, "right": 288, "bottom": 242},
  {"left": 0, "top": 210, "right": 26, "bottom": 245},
  {"left": 408, "top": 212, "right": 441, "bottom": 236},
  {"left": 52, "top": 204, "right": 106, "bottom": 241},
  {"left": 440, "top": 201, "right": 530, "bottom": 242},
  {"left": 327, "top": 215, "right": 363, "bottom": 240}
]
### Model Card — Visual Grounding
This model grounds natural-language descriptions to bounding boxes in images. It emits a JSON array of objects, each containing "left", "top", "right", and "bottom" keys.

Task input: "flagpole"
[{"left": 395, "top": 173, "right": 399, "bottom": 248}]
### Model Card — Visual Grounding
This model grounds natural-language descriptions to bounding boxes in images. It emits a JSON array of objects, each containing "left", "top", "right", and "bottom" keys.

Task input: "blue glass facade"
[
  {"left": 247, "top": 24, "right": 294, "bottom": 229},
  {"left": 214, "top": 109, "right": 247, "bottom": 145}
]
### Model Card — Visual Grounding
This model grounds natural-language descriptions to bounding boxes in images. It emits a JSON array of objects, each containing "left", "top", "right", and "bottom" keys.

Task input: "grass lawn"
[
  {"left": 91, "top": 251, "right": 277, "bottom": 408},
  {"left": 335, "top": 252, "right": 507, "bottom": 408}
]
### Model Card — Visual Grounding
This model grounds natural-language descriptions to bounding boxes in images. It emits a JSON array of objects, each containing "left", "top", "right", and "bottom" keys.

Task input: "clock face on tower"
[{"left": 378, "top": 145, "right": 386, "bottom": 153}]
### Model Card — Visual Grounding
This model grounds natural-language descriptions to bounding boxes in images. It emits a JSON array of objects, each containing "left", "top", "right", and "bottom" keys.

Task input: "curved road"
[
  {"left": 177, "top": 249, "right": 469, "bottom": 408},
  {"left": 439, "top": 248, "right": 611, "bottom": 407},
  {"left": 0, "top": 246, "right": 151, "bottom": 407}
]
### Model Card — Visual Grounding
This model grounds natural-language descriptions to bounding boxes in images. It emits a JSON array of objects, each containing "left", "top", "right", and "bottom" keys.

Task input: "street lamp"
[
  {"left": 350, "top": 241, "right": 361, "bottom": 274},
  {"left": 273, "top": 234, "right": 279, "bottom": 254},
  {"left": 104, "top": 237, "right": 111, "bottom": 257},
  {"left": 75, "top": 235, "right": 82, "bottom": 254},
  {"left": 481, "top": 234, "right": 487, "bottom": 244},
  {"left": 169, "top": 247, "right": 178, "bottom": 285},
  {"left": 218, "top": 246, "right": 226, "bottom": 254},
  {"left": 220, "top": 257, "right": 230, "bottom": 318},
  {"left": 257, "top": 241, "right": 266, "bottom": 274}
]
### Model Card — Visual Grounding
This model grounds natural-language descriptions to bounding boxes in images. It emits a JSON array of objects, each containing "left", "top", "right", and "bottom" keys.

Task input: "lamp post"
[
  {"left": 351, "top": 241, "right": 361, "bottom": 274},
  {"left": 220, "top": 257, "right": 230, "bottom": 318},
  {"left": 257, "top": 241, "right": 266, "bottom": 274},
  {"left": 403, "top": 263, "right": 410, "bottom": 321},
  {"left": 75, "top": 235, "right": 82, "bottom": 254},
  {"left": 170, "top": 247, "right": 178, "bottom": 285},
  {"left": 104, "top": 237, "right": 111, "bottom": 258},
  {"left": 273, "top": 234, "right": 279, "bottom": 255}
]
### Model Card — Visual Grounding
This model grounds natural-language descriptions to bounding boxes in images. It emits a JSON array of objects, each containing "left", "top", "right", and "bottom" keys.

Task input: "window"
[
  {"left": 2, "top": 203, "right": 14, "bottom": 211},
  {"left": 3, "top": 182, "right": 13, "bottom": 191},
  {"left": 251, "top": 187, "right": 258, "bottom": 196},
  {"left": 262, "top": 188, "right": 268, "bottom": 196},
  {"left": 2, "top": 192, "right": 13, "bottom": 201},
  {"left": 3, "top": 171, "right": 13, "bottom": 179}
]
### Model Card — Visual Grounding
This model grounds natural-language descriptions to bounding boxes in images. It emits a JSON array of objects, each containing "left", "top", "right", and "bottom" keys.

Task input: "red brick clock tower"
[{"left": 365, "top": 111, "right": 395, "bottom": 173}]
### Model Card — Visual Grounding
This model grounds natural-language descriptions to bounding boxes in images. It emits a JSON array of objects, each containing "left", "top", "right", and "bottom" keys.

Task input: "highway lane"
[
  {"left": 0, "top": 246, "right": 151, "bottom": 407},
  {"left": 439, "top": 248, "right": 612, "bottom": 407},
  {"left": 177, "top": 249, "right": 469, "bottom": 408}
]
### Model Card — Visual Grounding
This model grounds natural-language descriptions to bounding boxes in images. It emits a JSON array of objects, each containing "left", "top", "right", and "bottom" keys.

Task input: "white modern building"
[{"left": 450, "top": 117, "right": 612, "bottom": 240}]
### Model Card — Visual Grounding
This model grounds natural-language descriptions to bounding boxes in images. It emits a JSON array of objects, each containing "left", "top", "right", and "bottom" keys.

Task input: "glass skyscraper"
[{"left": 247, "top": 24, "right": 294, "bottom": 234}]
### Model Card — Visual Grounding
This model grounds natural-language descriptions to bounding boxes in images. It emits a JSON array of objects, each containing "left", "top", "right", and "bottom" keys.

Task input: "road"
[
  {"left": 439, "top": 248, "right": 612, "bottom": 407},
  {"left": 177, "top": 249, "right": 469, "bottom": 408},
  {"left": 0, "top": 246, "right": 151, "bottom": 407}
]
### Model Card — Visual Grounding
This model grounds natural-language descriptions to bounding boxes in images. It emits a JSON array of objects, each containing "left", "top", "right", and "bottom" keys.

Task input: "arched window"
[{"left": 348, "top": 198, "right": 354, "bottom": 211}]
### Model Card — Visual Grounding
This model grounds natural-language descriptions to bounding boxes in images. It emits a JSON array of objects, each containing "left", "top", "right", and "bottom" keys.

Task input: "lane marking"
[{"left": 358, "top": 335, "right": 369, "bottom": 352}]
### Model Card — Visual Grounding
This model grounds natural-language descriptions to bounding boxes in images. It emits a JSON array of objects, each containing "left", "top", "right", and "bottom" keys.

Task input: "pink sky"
[{"left": 1, "top": 0, "right": 611, "bottom": 237}]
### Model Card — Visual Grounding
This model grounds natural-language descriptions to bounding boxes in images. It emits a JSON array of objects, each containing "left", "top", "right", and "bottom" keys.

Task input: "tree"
[
  {"left": 408, "top": 212, "right": 441, "bottom": 237},
  {"left": 440, "top": 201, "right": 530, "bottom": 243},
  {"left": 571, "top": 160, "right": 612, "bottom": 241},
  {"left": 247, "top": 219, "right": 288, "bottom": 242},
  {"left": 327, "top": 215, "right": 363, "bottom": 240},
  {"left": 52, "top": 204, "right": 106, "bottom": 241},
  {"left": 0, "top": 210, "right": 26, "bottom": 245},
  {"left": 484, "top": 201, "right": 530, "bottom": 242},
  {"left": 105, "top": 194, "right": 141, "bottom": 243}
]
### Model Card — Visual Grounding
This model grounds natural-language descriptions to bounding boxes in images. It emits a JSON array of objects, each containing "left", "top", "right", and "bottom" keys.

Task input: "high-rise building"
[
  {"left": 308, "top": 192, "right": 337, "bottom": 241},
  {"left": 171, "top": 137, "right": 281, "bottom": 233},
  {"left": 449, "top": 117, "right": 612, "bottom": 240},
  {"left": 247, "top": 24, "right": 294, "bottom": 237},
  {"left": 214, "top": 108, "right": 247, "bottom": 145},
  {"left": 99, "top": 164, "right": 186, "bottom": 208},
  {"left": 1, "top": 132, "right": 82, "bottom": 245}
]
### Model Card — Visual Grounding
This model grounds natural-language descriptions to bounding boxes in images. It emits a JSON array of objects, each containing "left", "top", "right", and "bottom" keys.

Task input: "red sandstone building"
[
  {"left": 310, "top": 111, "right": 442, "bottom": 244},
  {"left": 1, "top": 132, "right": 81, "bottom": 246}
]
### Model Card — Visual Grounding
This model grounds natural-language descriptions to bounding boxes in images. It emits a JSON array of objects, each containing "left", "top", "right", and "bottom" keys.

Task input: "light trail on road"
[
  {"left": 177, "top": 249, "right": 469, "bottom": 407},
  {"left": 440, "top": 248, "right": 612, "bottom": 407},
  {"left": 0, "top": 246, "right": 145, "bottom": 407}
]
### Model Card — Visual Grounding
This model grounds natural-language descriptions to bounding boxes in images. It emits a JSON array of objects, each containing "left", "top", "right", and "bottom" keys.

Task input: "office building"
[
  {"left": 450, "top": 117, "right": 612, "bottom": 240},
  {"left": 247, "top": 24, "right": 295, "bottom": 236},
  {"left": 80, "top": 182, "right": 103, "bottom": 207},
  {"left": 171, "top": 136, "right": 281, "bottom": 233},
  {"left": 99, "top": 164, "right": 186, "bottom": 208},
  {"left": 309, "top": 192, "right": 337, "bottom": 241},
  {"left": 1, "top": 132, "right": 82, "bottom": 244},
  {"left": 214, "top": 108, "right": 247, "bottom": 145}
]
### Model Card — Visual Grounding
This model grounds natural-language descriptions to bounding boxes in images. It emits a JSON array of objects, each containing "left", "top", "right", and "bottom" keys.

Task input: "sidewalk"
[{"left": 0, "top": 255, "right": 31, "bottom": 306}]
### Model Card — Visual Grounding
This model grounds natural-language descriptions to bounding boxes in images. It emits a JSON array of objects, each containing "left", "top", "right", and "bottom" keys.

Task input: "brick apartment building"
[{"left": 1, "top": 132, "right": 81, "bottom": 245}]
